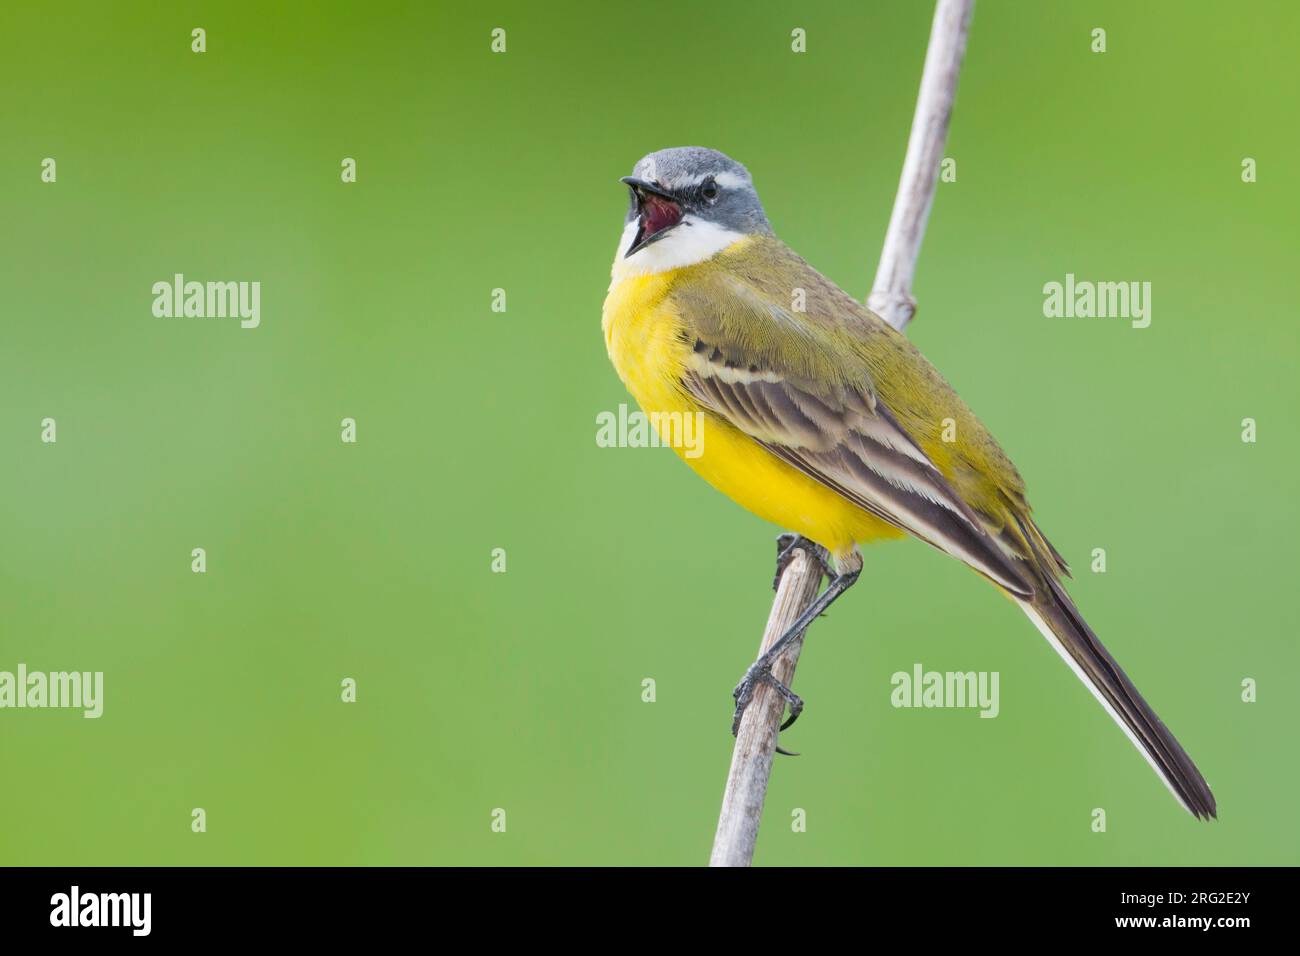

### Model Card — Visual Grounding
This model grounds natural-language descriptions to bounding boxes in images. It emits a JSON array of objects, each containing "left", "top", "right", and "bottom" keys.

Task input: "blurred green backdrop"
[{"left": 1, "top": 0, "right": 1296, "bottom": 866}]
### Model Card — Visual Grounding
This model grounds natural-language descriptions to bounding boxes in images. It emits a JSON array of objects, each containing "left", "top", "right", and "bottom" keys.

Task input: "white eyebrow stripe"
[{"left": 667, "top": 170, "right": 750, "bottom": 191}]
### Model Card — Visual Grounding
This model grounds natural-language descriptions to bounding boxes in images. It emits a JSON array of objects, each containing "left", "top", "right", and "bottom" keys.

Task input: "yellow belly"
[{"left": 602, "top": 266, "right": 901, "bottom": 559}]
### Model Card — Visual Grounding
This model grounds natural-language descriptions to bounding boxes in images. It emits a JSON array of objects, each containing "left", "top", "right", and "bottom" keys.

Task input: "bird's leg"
[
  {"left": 732, "top": 549, "right": 863, "bottom": 741},
  {"left": 772, "top": 533, "right": 833, "bottom": 592}
]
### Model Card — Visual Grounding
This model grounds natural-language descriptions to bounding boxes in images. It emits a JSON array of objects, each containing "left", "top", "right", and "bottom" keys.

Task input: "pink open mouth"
[
  {"left": 623, "top": 179, "right": 684, "bottom": 257},
  {"left": 639, "top": 192, "right": 683, "bottom": 241}
]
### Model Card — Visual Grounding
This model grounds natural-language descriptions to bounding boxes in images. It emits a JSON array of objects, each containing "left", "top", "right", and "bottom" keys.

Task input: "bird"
[{"left": 601, "top": 146, "right": 1216, "bottom": 820}]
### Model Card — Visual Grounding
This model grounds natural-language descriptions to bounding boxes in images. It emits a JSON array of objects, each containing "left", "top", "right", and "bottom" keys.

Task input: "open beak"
[{"left": 621, "top": 176, "right": 684, "bottom": 258}]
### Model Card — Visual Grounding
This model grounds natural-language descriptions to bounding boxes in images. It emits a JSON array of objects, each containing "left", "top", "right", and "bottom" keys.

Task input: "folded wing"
[{"left": 674, "top": 272, "right": 1034, "bottom": 599}]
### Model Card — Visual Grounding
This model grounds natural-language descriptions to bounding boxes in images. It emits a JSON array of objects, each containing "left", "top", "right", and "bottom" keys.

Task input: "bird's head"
[{"left": 617, "top": 147, "right": 770, "bottom": 271}]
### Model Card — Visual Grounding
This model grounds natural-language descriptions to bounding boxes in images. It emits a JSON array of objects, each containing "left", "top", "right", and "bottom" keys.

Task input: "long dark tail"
[{"left": 1015, "top": 576, "right": 1216, "bottom": 819}]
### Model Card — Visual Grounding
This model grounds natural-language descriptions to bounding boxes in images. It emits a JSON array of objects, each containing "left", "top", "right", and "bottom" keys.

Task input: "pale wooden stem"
[
  {"left": 708, "top": 0, "right": 975, "bottom": 867},
  {"left": 708, "top": 548, "right": 824, "bottom": 867},
  {"left": 869, "top": 0, "right": 974, "bottom": 331}
]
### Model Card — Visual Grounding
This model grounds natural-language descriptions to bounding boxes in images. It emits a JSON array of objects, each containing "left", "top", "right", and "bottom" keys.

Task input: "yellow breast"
[{"left": 601, "top": 262, "right": 901, "bottom": 558}]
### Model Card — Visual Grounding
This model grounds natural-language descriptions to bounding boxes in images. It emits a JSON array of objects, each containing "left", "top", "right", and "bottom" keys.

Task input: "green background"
[{"left": 1, "top": 0, "right": 1295, "bottom": 866}]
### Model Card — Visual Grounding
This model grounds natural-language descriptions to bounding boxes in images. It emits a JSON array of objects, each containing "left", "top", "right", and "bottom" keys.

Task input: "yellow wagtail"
[{"left": 601, "top": 146, "right": 1215, "bottom": 819}]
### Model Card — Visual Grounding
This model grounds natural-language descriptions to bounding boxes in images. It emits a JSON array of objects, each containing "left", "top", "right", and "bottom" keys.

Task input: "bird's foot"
[
  {"left": 731, "top": 658, "right": 805, "bottom": 754},
  {"left": 773, "top": 533, "right": 833, "bottom": 592}
]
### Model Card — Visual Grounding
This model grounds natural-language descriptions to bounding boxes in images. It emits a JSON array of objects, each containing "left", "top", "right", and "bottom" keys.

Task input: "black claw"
[
  {"left": 779, "top": 703, "right": 803, "bottom": 732},
  {"left": 730, "top": 664, "right": 763, "bottom": 734},
  {"left": 731, "top": 662, "right": 805, "bottom": 745},
  {"left": 733, "top": 538, "right": 863, "bottom": 760},
  {"left": 773, "top": 533, "right": 833, "bottom": 591}
]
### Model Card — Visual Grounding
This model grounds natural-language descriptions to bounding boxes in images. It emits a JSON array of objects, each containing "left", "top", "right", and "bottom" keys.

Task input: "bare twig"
[
  {"left": 869, "top": 0, "right": 974, "bottom": 332},
  {"left": 708, "top": 547, "right": 825, "bottom": 867},
  {"left": 708, "top": 0, "right": 975, "bottom": 867}
]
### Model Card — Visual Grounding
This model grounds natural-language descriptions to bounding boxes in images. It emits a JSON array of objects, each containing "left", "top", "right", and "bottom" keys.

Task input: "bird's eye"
[{"left": 701, "top": 178, "right": 719, "bottom": 202}]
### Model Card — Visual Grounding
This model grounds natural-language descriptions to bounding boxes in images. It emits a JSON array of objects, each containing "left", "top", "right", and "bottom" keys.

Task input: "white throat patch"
[{"left": 611, "top": 215, "right": 745, "bottom": 279}]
